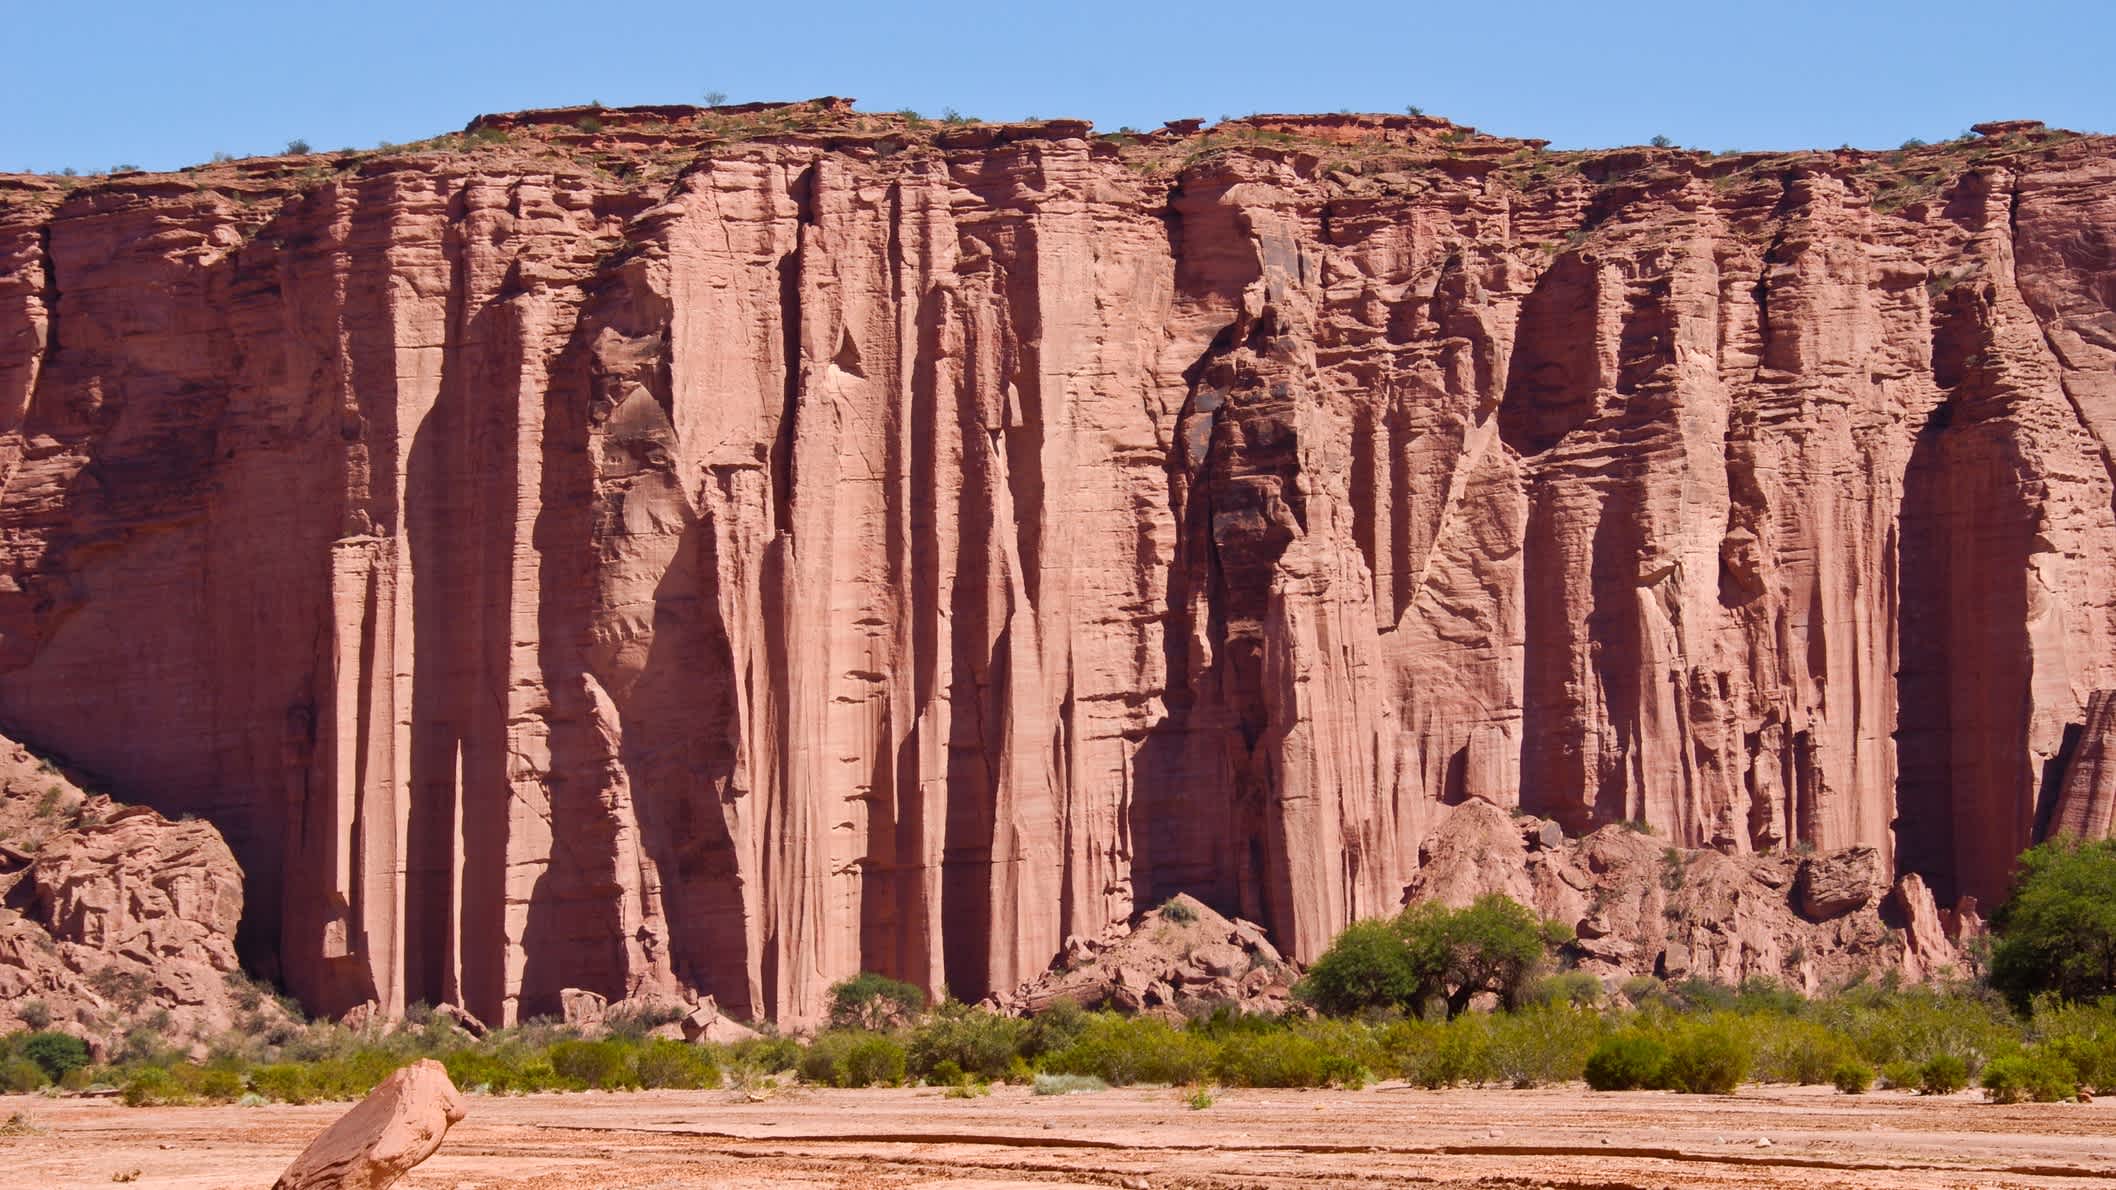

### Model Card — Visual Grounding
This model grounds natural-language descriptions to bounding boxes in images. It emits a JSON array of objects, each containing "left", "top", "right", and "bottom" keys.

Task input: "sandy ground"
[{"left": 1, "top": 1082, "right": 2111, "bottom": 1189}]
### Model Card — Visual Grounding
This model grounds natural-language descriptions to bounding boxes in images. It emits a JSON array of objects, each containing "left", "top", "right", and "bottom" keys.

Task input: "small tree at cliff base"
[
  {"left": 1296, "top": 894, "right": 1573, "bottom": 1019},
  {"left": 1989, "top": 836, "right": 2116, "bottom": 1011},
  {"left": 826, "top": 972, "right": 927, "bottom": 1031}
]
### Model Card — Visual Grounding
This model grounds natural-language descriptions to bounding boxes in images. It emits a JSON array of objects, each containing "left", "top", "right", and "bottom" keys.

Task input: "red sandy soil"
[{"left": 2, "top": 1082, "right": 2110, "bottom": 1189}]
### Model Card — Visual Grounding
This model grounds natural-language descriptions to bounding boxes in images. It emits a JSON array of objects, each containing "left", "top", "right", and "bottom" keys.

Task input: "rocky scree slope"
[
  {"left": 0, "top": 731, "right": 257, "bottom": 1052},
  {"left": 0, "top": 101, "right": 2111, "bottom": 1026}
]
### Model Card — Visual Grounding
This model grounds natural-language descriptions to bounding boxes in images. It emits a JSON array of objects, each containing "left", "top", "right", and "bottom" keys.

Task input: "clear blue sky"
[{"left": 7, "top": 0, "right": 2111, "bottom": 174}]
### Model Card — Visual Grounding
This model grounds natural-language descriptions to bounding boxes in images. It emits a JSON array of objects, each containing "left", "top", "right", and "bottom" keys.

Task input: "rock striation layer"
[{"left": 2, "top": 104, "right": 2114, "bottom": 1025}]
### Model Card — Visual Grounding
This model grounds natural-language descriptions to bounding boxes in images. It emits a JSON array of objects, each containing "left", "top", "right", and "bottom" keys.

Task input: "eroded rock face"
[
  {"left": 1, "top": 105, "right": 2113, "bottom": 1024},
  {"left": 0, "top": 733, "right": 254, "bottom": 1046},
  {"left": 1405, "top": 800, "right": 1968, "bottom": 990}
]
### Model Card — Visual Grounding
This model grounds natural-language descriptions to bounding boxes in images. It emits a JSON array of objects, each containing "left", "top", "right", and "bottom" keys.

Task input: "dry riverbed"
[{"left": 2, "top": 1082, "right": 2111, "bottom": 1189}]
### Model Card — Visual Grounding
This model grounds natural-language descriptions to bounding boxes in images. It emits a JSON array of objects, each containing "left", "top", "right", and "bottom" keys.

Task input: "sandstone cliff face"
[{"left": 2, "top": 104, "right": 2112, "bottom": 1025}]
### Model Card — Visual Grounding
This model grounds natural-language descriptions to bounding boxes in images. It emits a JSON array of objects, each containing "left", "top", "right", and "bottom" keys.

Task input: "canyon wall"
[{"left": 1, "top": 103, "right": 2113, "bottom": 1026}]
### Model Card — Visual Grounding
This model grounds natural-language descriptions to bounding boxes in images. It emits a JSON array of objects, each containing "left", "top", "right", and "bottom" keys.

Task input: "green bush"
[
  {"left": 1751, "top": 1018, "right": 1850, "bottom": 1085},
  {"left": 1980, "top": 1050, "right": 2076, "bottom": 1103},
  {"left": 1022, "top": 999, "right": 1091, "bottom": 1059},
  {"left": 1584, "top": 1032, "right": 1669, "bottom": 1091},
  {"left": 1830, "top": 1060, "right": 1874, "bottom": 1094},
  {"left": 1403, "top": 1015, "right": 1493, "bottom": 1088},
  {"left": 1485, "top": 1005, "right": 1599, "bottom": 1087},
  {"left": 548, "top": 1039, "right": 638, "bottom": 1090},
  {"left": 1043, "top": 1015, "right": 1212, "bottom": 1086},
  {"left": 906, "top": 1003, "right": 1027, "bottom": 1082},
  {"left": 1, "top": 1057, "right": 47, "bottom": 1092},
  {"left": 247, "top": 1063, "right": 315, "bottom": 1104},
  {"left": 839, "top": 1034, "right": 907, "bottom": 1087},
  {"left": 21, "top": 1033, "right": 89, "bottom": 1084},
  {"left": 1918, "top": 1053, "right": 1969, "bottom": 1095},
  {"left": 724, "top": 1035, "right": 801, "bottom": 1075},
  {"left": 634, "top": 1039, "right": 719, "bottom": 1089},
  {"left": 121, "top": 1068, "right": 193, "bottom": 1106},
  {"left": 1664, "top": 1023, "right": 1751, "bottom": 1095},
  {"left": 196, "top": 1068, "right": 246, "bottom": 1101},
  {"left": 1879, "top": 1059, "right": 1921, "bottom": 1090},
  {"left": 1210, "top": 1029, "right": 1356, "bottom": 1088}
]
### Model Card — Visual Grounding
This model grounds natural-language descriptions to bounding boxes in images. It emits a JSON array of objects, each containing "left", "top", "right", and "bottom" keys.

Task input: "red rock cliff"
[{"left": 2, "top": 104, "right": 2112, "bottom": 1025}]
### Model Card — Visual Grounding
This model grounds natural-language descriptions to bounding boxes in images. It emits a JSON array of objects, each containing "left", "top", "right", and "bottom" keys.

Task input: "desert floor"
[{"left": 3, "top": 1081, "right": 2112, "bottom": 1189}]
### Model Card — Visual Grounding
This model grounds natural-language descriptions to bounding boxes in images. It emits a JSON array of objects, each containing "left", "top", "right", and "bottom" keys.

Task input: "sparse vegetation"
[{"left": 285, "top": 139, "right": 311, "bottom": 155}]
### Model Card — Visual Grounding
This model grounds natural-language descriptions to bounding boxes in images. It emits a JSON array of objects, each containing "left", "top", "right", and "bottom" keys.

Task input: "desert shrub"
[
  {"left": 839, "top": 1034, "right": 907, "bottom": 1087},
  {"left": 1031, "top": 1072, "right": 1106, "bottom": 1095},
  {"left": 1530, "top": 971, "right": 1604, "bottom": 1009},
  {"left": 1831, "top": 1060, "right": 1875, "bottom": 1094},
  {"left": 1988, "top": 837, "right": 2116, "bottom": 1010},
  {"left": 549, "top": 1039, "right": 639, "bottom": 1090},
  {"left": 604, "top": 1001, "right": 686, "bottom": 1040},
  {"left": 633, "top": 1039, "right": 718, "bottom": 1089},
  {"left": 1406, "top": 1014, "right": 1493, "bottom": 1088},
  {"left": 1918, "top": 1053, "right": 1969, "bottom": 1095},
  {"left": 21, "top": 1033, "right": 89, "bottom": 1084},
  {"left": 906, "top": 1002, "right": 1027, "bottom": 1082},
  {"left": 1750, "top": 1018, "right": 1851, "bottom": 1085},
  {"left": 0, "top": 1057, "right": 46, "bottom": 1092},
  {"left": 1980, "top": 1050, "right": 2077, "bottom": 1103},
  {"left": 1879, "top": 1059, "right": 1921, "bottom": 1090},
  {"left": 441, "top": 1045, "right": 560, "bottom": 1096},
  {"left": 1584, "top": 1032, "right": 1669, "bottom": 1091},
  {"left": 16, "top": 1001, "right": 50, "bottom": 1030},
  {"left": 1209, "top": 1029, "right": 1357, "bottom": 1088},
  {"left": 1485, "top": 1004, "right": 1600, "bottom": 1087},
  {"left": 1022, "top": 998, "right": 1092, "bottom": 1059},
  {"left": 195, "top": 1067, "right": 245, "bottom": 1101},
  {"left": 1160, "top": 897, "right": 1198, "bottom": 924},
  {"left": 2027, "top": 995, "right": 2116, "bottom": 1092},
  {"left": 1812, "top": 984, "right": 2014, "bottom": 1073},
  {"left": 120, "top": 1067, "right": 193, "bottom": 1106},
  {"left": 1664, "top": 1022, "right": 1751, "bottom": 1095},
  {"left": 724, "top": 1035, "right": 801, "bottom": 1074},
  {"left": 247, "top": 1063, "right": 315, "bottom": 1103},
  {"left": 798, "top": 1031, "right": 859, "bottom": 1085},
  {"left": 826, "top": 973, "right": 926, "bottom": 1031},
  {"left": 1284, "top": 1016, "right": 1381, "bottom": 1081},
  {"left": 1042, "top": 1015, "right": 1211, "bottom": 1086}
]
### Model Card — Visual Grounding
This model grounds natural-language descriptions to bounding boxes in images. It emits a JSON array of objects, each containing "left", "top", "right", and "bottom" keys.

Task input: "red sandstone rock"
[
  {"left": 272, "top": 1059, "right": 465, "bottom": 1190},
  {"left": 995, "top": 893, "right": 1295, "bottom": 1017},
  {"left": 0, "top": 107, "right": 2110, "bottom": 1025},
  {"left": 1403, "top": 800, "right": 1968, "bottom": 990},
  {"left": 0, "top": 732, "right": 255, "bottom": 1046}
]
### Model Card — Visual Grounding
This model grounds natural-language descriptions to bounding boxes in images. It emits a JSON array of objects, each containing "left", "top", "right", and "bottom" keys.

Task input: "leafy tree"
[
  {"left": 826, "top": 971, "right": 926, "bottom": 1031},
  {"left": 1296, "top": 920, "right": 1421, "bottom": 1015},
  {"left": 1989, "top": 836, "right": 2116, "bottom": 1010},
  {"left": 1408, "top": 894, "right": 1573, "bottom": 1017},
  {"left": 1297, "top": 894, "right": 1571, "bottom": 1018},
  {"left": 22, "top": 1031, "right": 89, "bottom": 1083}
]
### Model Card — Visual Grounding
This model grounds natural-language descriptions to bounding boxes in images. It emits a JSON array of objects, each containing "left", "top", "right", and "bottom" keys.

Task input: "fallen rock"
[
  {"left": 1796, "top": 848, "right": 1886, "bottom": 920},
  {"left": 679, "top": 996, "right": 761, "bottom": 1045},
  {"left": 559, "top": 987, "right": 608, "bottom": 1031},
  {"left": 273, "top": 1059, "right": 465, "bottom": 1190}
]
